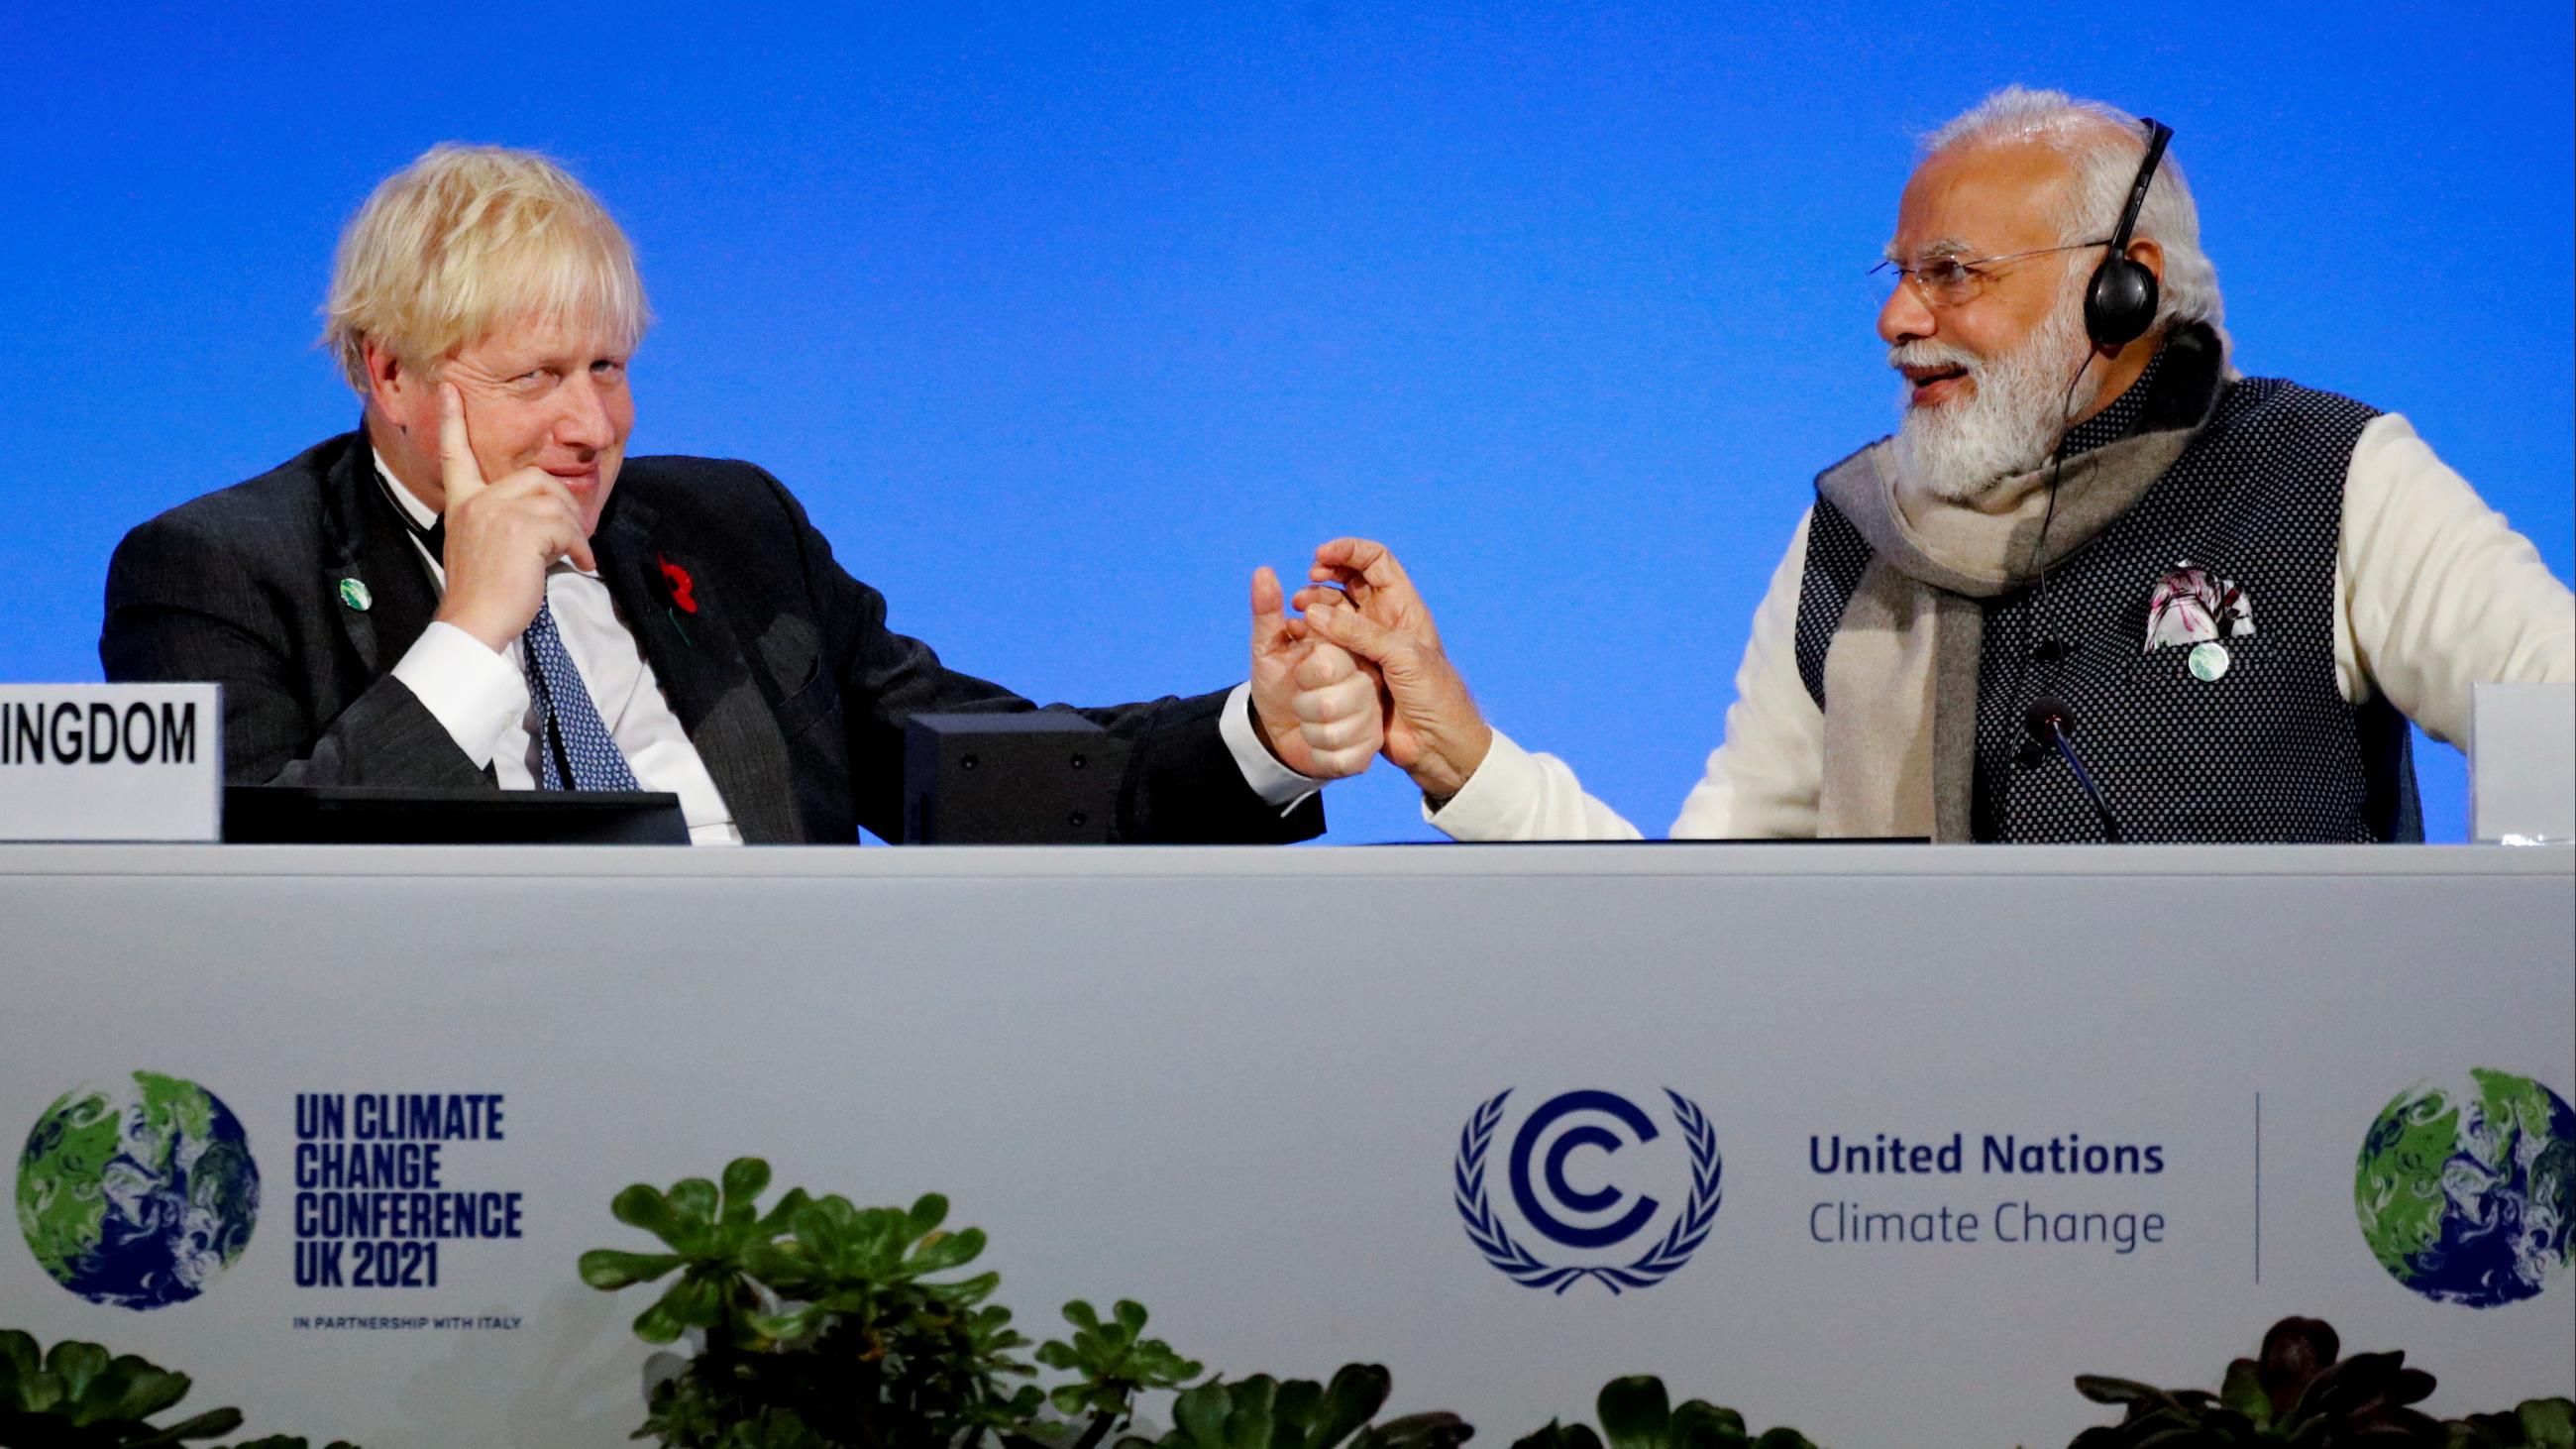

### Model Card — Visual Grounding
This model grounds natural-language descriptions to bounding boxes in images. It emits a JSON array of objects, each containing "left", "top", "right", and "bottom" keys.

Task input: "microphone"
[{"left": 2023, "top": 697, "right": 2124, "bottom": 842}]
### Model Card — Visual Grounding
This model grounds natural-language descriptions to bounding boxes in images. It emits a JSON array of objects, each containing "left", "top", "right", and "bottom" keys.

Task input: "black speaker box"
[{"left": 902, "top": 713, "right": 1128, "bottom": 843}]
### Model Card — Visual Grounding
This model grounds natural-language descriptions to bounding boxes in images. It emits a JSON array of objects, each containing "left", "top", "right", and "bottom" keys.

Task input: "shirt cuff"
[
  {"left": 389, "top": 621, "right": 529, "bottom": 771},
  {"left": 1422, "top": 728, "right": 1540, "bottom": 838},
  {"left": 1219, "top": 681, "right": 1325, "bottom": 814}
]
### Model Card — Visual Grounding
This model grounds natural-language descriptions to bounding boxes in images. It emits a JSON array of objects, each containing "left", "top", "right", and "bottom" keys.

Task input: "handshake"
[{"left": 1248, "top": 538, "right": 1493, "bottom": 802}]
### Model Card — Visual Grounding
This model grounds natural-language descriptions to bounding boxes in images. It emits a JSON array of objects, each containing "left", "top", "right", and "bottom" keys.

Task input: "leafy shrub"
[
  {"left": 1512, "top": 1374, "right": 1820, "bottom": 1449},
  {"left": 583, "top": 1157, "right": 1457, "bottom": 1449},
  {"left": 2067, "top": 1315, "right": 2574, "bottom": 1448},
  {"left": 1127, "top": 1365, "right": 1470, "bottom": 1449},
  {"left": 0, "top": 1329, "right": 358, "bottom": 1448}
]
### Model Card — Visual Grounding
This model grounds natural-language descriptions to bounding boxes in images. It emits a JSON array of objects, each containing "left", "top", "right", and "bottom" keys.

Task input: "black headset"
[{"left": 2082, "top": 118, "right": 2175, "bottom": 347}]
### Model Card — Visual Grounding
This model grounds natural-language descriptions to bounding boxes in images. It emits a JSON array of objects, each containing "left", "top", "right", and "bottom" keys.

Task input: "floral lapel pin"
[
  {"left": 654, "top": 553, "right": 698, "bottom": 646},
  {"left": 2145, "top": 559, "right": 2252, "bottom": 681}
]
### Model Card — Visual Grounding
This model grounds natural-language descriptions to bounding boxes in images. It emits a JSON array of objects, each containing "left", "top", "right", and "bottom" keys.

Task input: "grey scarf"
[{"left": 1812, "top": 325, "right": 2229, "bottom": 839}]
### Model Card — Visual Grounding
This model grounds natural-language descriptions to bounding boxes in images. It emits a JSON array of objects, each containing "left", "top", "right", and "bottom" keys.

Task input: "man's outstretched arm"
[
  {"left": 1294, "top": 536, "right": 1648, "bottom": 840},
  {"left": 1297, "top": 527, "right": 1827, "bottom": 840},
  {"left": 755, "top": 470, "right": 1373, "bottom": 842}
]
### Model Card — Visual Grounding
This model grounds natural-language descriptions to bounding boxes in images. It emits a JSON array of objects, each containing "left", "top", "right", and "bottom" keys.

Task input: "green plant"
[
  {"left": 1512, "top": 1375, "right": 1819, "bottom": 1449},
  {"left": 2071, "top": 1315, "right": 2436, "bottom": 1445},
  {"left": 2447, "top": 1399, "right": 2575, "bottom": 1449},
  {"left": 581, "top": 1159, "right": 1042, "bottom": 1449},
  {"left": 0, "top": 1329, "right": 359, "bottom": 1448},
  {"left": 1130, "top": 1364, "right": 1471, "bottom": 1449},
  {"left": 578, "top": 1157, "right": 814, "bottom": 1351},
  {"left": 591, "top": 1157, "right": 1356, "bottom": 1449},
  {"left": 2065, "top": 1315, "right": 2576, "bottom": 1448},
  {"left": 1036, "top": 1302, "right": 1203, "bottom": 1429}
]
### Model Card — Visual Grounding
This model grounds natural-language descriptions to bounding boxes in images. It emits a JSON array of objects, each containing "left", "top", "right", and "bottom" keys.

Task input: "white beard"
[{"left": 1891, "top": 293, "right": 2095, "bottom": 503}]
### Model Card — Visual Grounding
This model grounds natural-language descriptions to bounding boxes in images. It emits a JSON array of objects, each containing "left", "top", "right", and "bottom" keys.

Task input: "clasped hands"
[{"left": 1251, "top": 538, "right": 1492, "bottom": 800}]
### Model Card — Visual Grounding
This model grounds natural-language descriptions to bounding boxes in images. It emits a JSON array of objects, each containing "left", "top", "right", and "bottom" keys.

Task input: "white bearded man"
[{"left": 1295, "top": 86, "right": 2575, "bottom": 842}]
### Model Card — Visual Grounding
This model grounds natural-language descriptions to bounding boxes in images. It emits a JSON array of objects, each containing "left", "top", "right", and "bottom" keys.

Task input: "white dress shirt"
[
  {"left": 372, "top": 455, "right": 1317, "bottom": 843},
  {"left": 1429, "top": 413, "right": 2576, "bottom": 840}
]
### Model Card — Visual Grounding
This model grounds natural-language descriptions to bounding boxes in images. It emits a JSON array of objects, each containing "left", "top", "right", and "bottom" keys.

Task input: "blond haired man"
[{"left": 103, "top": 146, "right": 1379, "bottom": 843}]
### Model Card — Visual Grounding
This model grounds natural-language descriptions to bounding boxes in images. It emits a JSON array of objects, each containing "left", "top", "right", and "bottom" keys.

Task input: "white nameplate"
[
  {"left": 0, "top": 685, "right": 221, "bottom": 841},
  {"left": 2470, "top": 681, "right": 2575, "bottom": 843}
]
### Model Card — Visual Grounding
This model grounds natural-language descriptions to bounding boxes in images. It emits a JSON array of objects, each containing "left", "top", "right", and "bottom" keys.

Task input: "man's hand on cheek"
[{"left": 431, "top": 382, "right": 598, "bottom": 654}]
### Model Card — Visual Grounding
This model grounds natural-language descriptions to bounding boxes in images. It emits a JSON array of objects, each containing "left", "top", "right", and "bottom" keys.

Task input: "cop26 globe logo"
[
  {"left": 1453, "top": 1088, "right": 1721, "bottom": 1293},
  {"left": 2355, "top": 1068, "right": 2573, "bottom": 1309},
  {"left": 17, "top": 1071, "right": 262, "bottom": 1309}
]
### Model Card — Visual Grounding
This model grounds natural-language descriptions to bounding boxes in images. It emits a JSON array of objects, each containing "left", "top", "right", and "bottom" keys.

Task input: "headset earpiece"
[
  {"left": 2084, "top": 119, "right": 2174, "bottom": 349},
  {"left": 2085, "top": 257, "right": 2160, "bottom": 347}
]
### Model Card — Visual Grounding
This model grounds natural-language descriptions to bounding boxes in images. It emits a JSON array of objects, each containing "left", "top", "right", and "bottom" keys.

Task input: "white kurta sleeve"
[
  {"left": 2338, "top": 414, "right": 2576, "bottom": 745},
  {"left": 1421, "top": 728, "right": 1646, "bottom": 840}
]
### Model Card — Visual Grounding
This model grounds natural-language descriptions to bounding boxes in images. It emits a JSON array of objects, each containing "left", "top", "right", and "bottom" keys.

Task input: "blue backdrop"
[{"left": 4, "top": 3, "right": 2567, "bottom": 842}]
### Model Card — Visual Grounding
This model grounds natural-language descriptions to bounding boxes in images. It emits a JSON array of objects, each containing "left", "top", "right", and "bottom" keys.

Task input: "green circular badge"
[
  {"left": 2188, "top": 640, "right": 2230, "bottom": 682},
  {"left": 338, "top": 578, "right": 373, "bottom": 613}
]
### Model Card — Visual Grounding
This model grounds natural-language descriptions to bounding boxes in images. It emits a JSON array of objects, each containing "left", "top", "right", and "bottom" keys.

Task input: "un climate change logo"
[
  {"left": 2355, "top": 1069, "right": 2573, "bottom": 1309},
  {"left": 1454, "top": 1088, "right": 1721, "bottom": 1294},
  {"left": 16, "top": 1071, "right": 261, "bottom": 1309}
]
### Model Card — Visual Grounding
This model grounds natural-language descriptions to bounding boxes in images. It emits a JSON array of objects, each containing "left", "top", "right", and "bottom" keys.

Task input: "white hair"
[{"left": 1922, "top": 85, "right": 2224, "bottom": 337}]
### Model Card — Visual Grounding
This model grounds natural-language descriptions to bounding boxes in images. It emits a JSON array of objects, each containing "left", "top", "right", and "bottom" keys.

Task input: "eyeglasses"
[{"left": 1872, "top": 240, "right": 2110, "bottom": 307}]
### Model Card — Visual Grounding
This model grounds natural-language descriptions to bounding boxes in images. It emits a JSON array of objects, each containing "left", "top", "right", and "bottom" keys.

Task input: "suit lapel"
[
  {"left": 319, "top": 429, "right": 439, "bottom": 680},
  {"left": 593, "top": 495, "right": 805, "bottom": 843}
]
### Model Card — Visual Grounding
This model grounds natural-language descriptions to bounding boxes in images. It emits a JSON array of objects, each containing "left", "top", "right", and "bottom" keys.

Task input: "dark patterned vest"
[{"left": 1792, "top": 371, "right": 2422, "bottom": 843}]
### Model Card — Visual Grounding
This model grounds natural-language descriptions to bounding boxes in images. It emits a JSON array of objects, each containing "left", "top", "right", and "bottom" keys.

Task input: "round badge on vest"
[{"left": 2188, "top": 640, "right": 2231, "bottom": 681}]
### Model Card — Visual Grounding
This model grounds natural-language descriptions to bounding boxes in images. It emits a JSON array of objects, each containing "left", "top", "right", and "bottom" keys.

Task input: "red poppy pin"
[
  {"left": 653, "top": 553, "right": 699, "bottom": 647},
  {"left": 657, "top": 555, "right": 698, "bottom": 614}
]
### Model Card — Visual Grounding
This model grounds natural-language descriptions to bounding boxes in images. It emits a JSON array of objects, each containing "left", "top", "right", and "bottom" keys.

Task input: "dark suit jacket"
[{"left": 100, "top": 430, "right": 1323, "bottom": 844}]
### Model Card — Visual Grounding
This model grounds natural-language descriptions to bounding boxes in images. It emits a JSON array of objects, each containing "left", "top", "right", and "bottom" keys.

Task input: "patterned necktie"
[
  {"left": 520, "top": 599, "right": 642, "bottom": 792},
  {"left": 372, "top": 467, "right": 640, "bottom": 791}
]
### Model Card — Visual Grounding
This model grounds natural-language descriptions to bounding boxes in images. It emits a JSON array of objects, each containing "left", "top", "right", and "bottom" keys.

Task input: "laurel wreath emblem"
[{"left": 1452, "top": 1087, "right": 1723, "bottom": 1294}]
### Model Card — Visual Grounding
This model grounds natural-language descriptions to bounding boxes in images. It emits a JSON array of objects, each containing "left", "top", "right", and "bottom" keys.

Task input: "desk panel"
[{"left": 3, "top": 844, "right": 2569, "bottom": 1446}]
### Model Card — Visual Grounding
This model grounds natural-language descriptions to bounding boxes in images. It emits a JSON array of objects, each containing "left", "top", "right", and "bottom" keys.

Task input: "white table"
[{"left": 4, "top": 843, "right": 2569, "bottom": 1447}]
